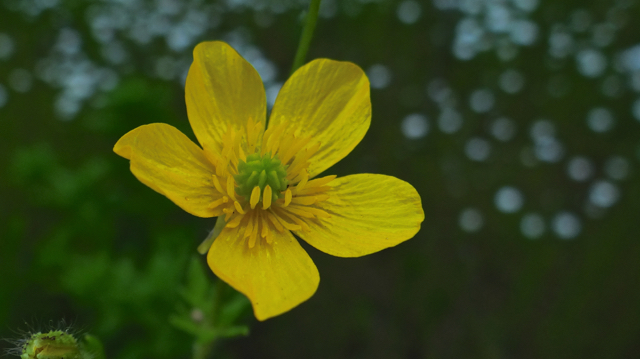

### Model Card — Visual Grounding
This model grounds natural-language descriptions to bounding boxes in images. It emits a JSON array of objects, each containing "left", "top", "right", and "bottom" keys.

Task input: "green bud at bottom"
[{"left": 21, "top": 331, "right": 82, "bottom": 359}]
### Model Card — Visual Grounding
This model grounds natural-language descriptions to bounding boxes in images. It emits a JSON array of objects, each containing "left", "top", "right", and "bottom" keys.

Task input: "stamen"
[
  {"left": 215, "top": 155, "right": 225, "bottom": 177},
  {"left": 246, "top": 117, "right": 255, "bottom": 147},
  {"left": 237, "top": 144, "right": 246, "bottom": 162},
  {"left": 282, "top": 205, "right": 315, "bottom": 218},
  {"left": 207, "top": 196, "right": 228, "bottom": 209},
  {"left": 306, "top": 175, "right": 337, "bottom": 188},
  {"left": 244, "top": 214, "right": 254, "bottom": 238},
  {"left": 233, "top": 201, "right": 245, "bottom": 214},
  {"left": 261, "top": 124, "right": 275, "bottom": 149},
  {"left": 287, "top": 149, "right": 314, "bottom": 180},
  {"left": 212, "top": 175, "right": 224, "bottom": 194},
  {"left": 295, "top": 169, "right": 309, "bottom": 189},
  {"left": 222, "top": 129, "right": 235, "bottom": 160},
  {"left": 226, "top": 213, "right": 245, "bottom": 228},
  {"left": 262, "top": 185, "right": 272, "bottom": 209},
  {"left": 226, "top": 176, "right": 236, "bottom": 200},
  {"left": 289, "top": 204, "right": 331, "bottom": 218},
  {"left": 260, "top": 213, "right": 270, "bottom": 239},
  {"left": 295, "top": 185, "right": 331, "bottom": 196},
  {"left": 305, "top": 141, "right": 321, "bottom": 158},
  {"left": 264, "top": 124, "right": 285, "bottom": 155},
  {"left": 272, "top": 210, "right": 302, "bottom": 231},
  {"left": 250, "top": 186, "right": 261, "bottom": 209},
  {"left": 223, "top": 207, "right": 234, "bottom": 222},
  {"left": 283, "top": 212, "right": 310, "bottom": 231},
  {"left": 248, "top": 221, "right": 259, "bottom": 248},
  {"left": 281, "top": 136, "right": 311, "bottom": 164},
  {"left": 266, "top": 211, "right": 285, "bottom": 232},
  {"left": 249, "top": 120, "right": 262, "bottom": 151},
  {"left": 284, "top": 189, "right": 292, "bottom": 207},
  {"left": 291, "top": 196, "right": 318, "bottom": 205},
  {"left": 277, "top": 131, "right": 295, "bottom": 158}
]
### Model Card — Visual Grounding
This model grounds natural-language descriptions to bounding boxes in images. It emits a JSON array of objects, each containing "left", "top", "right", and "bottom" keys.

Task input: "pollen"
[{"left": 208, "top": 120, "right": 336, "bottom": 248}]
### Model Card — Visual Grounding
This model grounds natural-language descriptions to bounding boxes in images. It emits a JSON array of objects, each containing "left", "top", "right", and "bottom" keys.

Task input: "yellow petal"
[
  {"left": 207, "top": 225, "right": 319, "bottom": 320},
  {"left": 295, "top": 174, "right": 424, "bottom": 257},
  {"left": 269, "top": 59, "right": 370, "bottom": 178},
  {"left": 114, "top": 123, "right": 219, "bottom": 217},
  {"left": 186, "top": 41, "right": 266, "bottom": 154}
]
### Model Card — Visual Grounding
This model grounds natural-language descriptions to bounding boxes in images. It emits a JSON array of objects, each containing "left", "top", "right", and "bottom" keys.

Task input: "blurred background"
[{"left": 2, "top": 0, "right": 640, "bottom": 358}]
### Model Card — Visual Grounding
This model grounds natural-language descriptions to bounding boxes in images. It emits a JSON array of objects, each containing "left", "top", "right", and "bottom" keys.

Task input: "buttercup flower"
[{"left": 114, "top": 41, "right": 424, "bottom": 320}]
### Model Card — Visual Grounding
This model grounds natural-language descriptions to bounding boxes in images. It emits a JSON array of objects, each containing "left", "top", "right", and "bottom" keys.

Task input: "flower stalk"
[{"left": 291, "top": 0, "right": 322, "bottom": 74}]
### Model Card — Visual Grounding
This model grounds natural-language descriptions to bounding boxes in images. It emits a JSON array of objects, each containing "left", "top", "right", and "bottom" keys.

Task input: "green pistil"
[{"left": 234, "top": 153, "right": 288, "bottom": 203}]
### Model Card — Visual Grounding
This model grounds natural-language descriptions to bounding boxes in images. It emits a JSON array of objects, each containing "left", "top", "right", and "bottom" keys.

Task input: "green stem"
[
  {"left": 291, "top": 0, "right": 322, "bottom": 74},
  {"left": 193, "top": 341, "right": 215, "bottom": 359},
  {"left": 192, "top": 280, "right": 224, "bottom": 359}
]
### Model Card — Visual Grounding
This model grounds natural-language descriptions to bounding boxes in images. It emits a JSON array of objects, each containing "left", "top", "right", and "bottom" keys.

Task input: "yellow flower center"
[{"left": 204, "top": 118, "right": 334, "bottom": 248}]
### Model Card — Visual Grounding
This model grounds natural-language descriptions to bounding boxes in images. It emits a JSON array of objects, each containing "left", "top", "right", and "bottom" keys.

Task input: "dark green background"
[{"left": 1, "top": 0, "right": 639, "bottom": 358}]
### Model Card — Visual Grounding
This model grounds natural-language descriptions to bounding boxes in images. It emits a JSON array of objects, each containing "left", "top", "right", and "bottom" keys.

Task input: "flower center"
[
  {"left": 234, "top": 152, "right": 288, "bottom": 207},
  {"left": 203, "top": 119, "right": 336, "bottom": 249}
]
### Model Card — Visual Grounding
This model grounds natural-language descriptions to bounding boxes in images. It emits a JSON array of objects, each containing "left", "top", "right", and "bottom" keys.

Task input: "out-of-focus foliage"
[{"left": 1, "top": 0, "right": 640, "bottom": 358}]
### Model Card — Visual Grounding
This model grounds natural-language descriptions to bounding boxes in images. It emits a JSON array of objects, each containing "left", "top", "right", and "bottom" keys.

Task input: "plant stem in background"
[
  {"left": 291, "top": 0, "right": 322, "bottom": 74},
  {"left": 193, "top": 341, "right": 215, "bottom": 359}
]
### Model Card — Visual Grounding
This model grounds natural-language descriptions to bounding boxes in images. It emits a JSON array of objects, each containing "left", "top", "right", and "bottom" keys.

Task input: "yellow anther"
[
  {"left": 296, "top": 169, "right": 309, "bottom": 190},
  {"left": 287, "top": 214, "right": 310, "bottom": 232},
  {"left": 306, "top": 141, "right": 321, "bottom": 158},
  {"left": 208, "top": 197, "right": 226, "bottom": 209},
  {"left": 266, "top": 211, "right": 284, "bottom": 232},
  {"left": 226, "top": 176, "right": 236, "bottom": 200},
  {"left": 260, "top": 214, "right": 270, "bottom": 238},
  {"left": 248, "top": 223, "right": 259, "bottom": 248},
  {"left": 262, "top": 185, "right": 272, "bottom": 209},
  {"left": 250, "top": 186, "right": 261, "bottom": 209},
  {"left": 284, "top": 189, "right": 292, "bottom": 207},
  {"left": 238, "top": 143, "right": 246, "bottom": 162},
  {"left": 298, "top": 205, "right": 331, "bottom": 218},
  {"left": 265, "top": 123, "right": 285, "bottom": 154},
  {"left": 223, "top": 207, "right": 234, "bottom": 222},
  {"left": 233, "top": 201, "right": 245, "bottom": 214},
  {"left": 281, "top": 136, "right": 311, "bottom": 164},
  {"left": 296, "top": 185, "right": 331, "bottom": 196},
  {"left": 283, "top": 205, "right": 314, "bottom": 218},
  {"left": 287, "top": 147, "right": 315, "bottom": 179},
  {"left": 306, "top": 174, "right": 337, "bottom": 188},
  {"left": 291, "top": 196, "right": 317, "bottom": 205},
  {"left": 212, "top": 175, "right": 224, "bottom": 194},
  {"left": 272, "top": 212, "right": 301, "bottom": 231},
  {"left": 226, "top": 213, "right": 244, "bottom": 228},
  {"left": 314, "top": 194, "right": 330, "bottom": 203},
  {"left": 244, "top": 216, "right": 254, "bottom": 238}
]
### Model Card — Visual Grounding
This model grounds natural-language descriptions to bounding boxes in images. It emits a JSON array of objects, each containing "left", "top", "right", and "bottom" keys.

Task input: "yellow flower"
[{"left": 114, "top": 41, "right": 424, "bottom": 320}]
